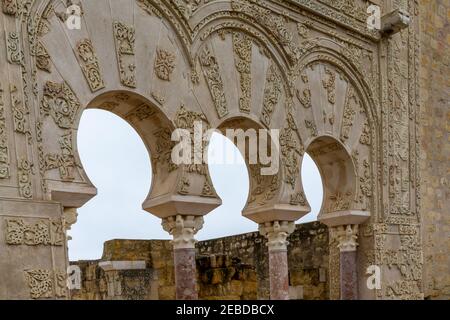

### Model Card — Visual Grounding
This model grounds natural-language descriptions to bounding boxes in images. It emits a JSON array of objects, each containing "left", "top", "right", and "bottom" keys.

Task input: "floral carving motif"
[
  {"left": 76, "top": 39, "right": 105, "bottom": 92},
  {"left": 280, "top": 112, "right": 304, "bottom": 188},
  {"left": 359, "top": 119, "right": 371, "bottom": 145},
  {"left": 340, "top": 86, "right": 357, "bottom": 142},
  {"left": 322, "top": 66, "right": 336, "bottom": 104},
  {"left": 18, "top": 158, "right": 33, "bottom": 199},
  {"left": 261, "top": 64, "right": 282, "bottom": 127},
  {"left": 113, "top": 21, "right": 136, "bottom": 88},
  {"left": 327, "top": 191, "right": 352, "bottom": 212},
  {"left": 41, "top": 81, "right": 81, "bottom": 129},
  {"left": 232, "top": 32, "right": 252, "bottom": 113},
  {"left": 6, "top": 31, "right": 23, "bottom": 65},
  {"left": 199, "top": 47, "right": 228, "bottom": 118},
  {"left": 154, "top": 48, "right": 176, "bottom": 81},
  {"left": 0, "top": 84, "right": 9, "bottom": 178},
  {"left": 34, "top": 41, "right": 51, "bottom": 73},
  {"left": 125, "top": 103, "right": 156, "bottom": 121},
  {"left": 5, "top": 218, "right": 64, "bottom": 246},
  {"left": 44, "top": 132, "right": 78, "bottom": 181},
  {"left": 24, "top": 269, "right": 53, "bottom": 299},
  {"left": 2, "top": 0, "right": 18, "bottom": 15}
]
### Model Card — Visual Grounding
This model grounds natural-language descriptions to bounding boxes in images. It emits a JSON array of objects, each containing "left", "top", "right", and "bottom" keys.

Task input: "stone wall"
[
  {"left": 71, "top": 222, "right": 329, "bottom": 300},
  {"left": 419, "top": 0, "right": 450, "bottom": 300}
]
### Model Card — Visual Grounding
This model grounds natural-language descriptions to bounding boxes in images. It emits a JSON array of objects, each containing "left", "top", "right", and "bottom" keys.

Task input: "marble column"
[
  {"left": 162, "top": 215, "right": 204, "bottom": 300},
  {"left": 333, "top": 224, "right": 359, "bottom": 300},
  {"left": 259, "top": 221, "right": 295, "bottom": 300}
]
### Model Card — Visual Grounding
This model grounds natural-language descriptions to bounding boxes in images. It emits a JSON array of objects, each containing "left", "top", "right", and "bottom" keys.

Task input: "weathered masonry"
[{"left": 0, "top": 0, "right": 448, "bottom": 300}]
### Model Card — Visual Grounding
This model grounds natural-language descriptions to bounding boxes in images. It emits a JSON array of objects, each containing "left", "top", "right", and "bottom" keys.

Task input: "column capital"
[
  {"left": 331, "top": 224, "right": 359, "bottom": 252},
  {"left": 162, "top": 215, "right": 204, "bottom": 250},
  {"left": 259, "top": 221, "right": 295, "bottom": 251}
]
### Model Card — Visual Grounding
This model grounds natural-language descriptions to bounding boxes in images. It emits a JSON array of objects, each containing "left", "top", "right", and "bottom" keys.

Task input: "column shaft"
[
  {"left": 174, "top": 248, "right": 198, "bottom": 300},
  {"left": 340, "top": 250, "right": 358, "bottom": 300},
  {"left": 268, "top": 249, "right": 290, "bottom": 300}
]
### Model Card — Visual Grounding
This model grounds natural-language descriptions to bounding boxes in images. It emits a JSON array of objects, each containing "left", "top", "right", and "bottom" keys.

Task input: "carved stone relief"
[
  {"left": 44, "top": 132, "right": 79, "bottom": 181},
  {"left": 6, "top": 31, "right": 24, "bottom": 65},
  {"left": 76, "top": 39, "right": 105, "bottom": 92},
  {"left": 0, "top": 84, "right": 10, "bottom": 178},
  {"left": 41, "top": 81, "right": 81, "bottom": 129},
  {"left": 261, "top": 64, "right": 282, "bottom": 127},
  {"left": 24, "top": 269, "right": 67, "bottom": 299},
  {"left": 5, "top": 218, "right": 64, "bottom": 246},
  {"left": 280, "top": 112, "right": 304, "bottom": 189},
  {"left": 232, "top": 32, "right": 252, "bottom": 113},
  {"left": 2, "top": 0, "right": 18, "bottom": 15},
  {"left": 199, "top": 46, "right": 228, "bottom": 118},
  {"left": 154, "top": 48, "right": 176, "bottom": 81},
  {"left": 113, "top": 21, "right": 137, "bottom": 88},
  {"left": 18, "top": 158, "right": 33, "bottom": 199}
]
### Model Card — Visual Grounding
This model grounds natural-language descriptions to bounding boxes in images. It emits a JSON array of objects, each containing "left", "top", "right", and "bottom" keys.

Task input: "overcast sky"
[{"left": 68, "top": 110, "right": 323, "bottom": 261}]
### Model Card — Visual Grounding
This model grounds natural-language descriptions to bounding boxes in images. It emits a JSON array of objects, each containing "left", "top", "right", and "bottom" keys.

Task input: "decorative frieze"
[
  {"left": 5, "top": 218, "right": 64, "bottom": 246},
  {"left": 76, "top": 39, "right": 105, "bottom": 92},
  {"left": 0, "top": 84, "right": 10, "bottom": 178},
  {"left": 113, "top": 21, "right": 136, "bottom": 88},
  {"left": 199, "top": 46, "right": 228, "bottom": 118}
]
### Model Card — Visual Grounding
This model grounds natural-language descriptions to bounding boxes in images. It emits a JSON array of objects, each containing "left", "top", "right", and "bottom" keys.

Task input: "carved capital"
[
  {"left": 63, "top": 207, "right": 78, "bottom": 231},
  {"left": 331, "top": 224, "right": 359, "bottom": 252},
  {"left": 162, "top": 215, "right": 204, "bottom": 250},
  {"left": 259, "top": 221, "right": 295, "bottom": 251}
]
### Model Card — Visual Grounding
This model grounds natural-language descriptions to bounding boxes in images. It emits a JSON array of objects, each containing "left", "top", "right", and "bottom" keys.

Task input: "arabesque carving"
[{"left": 113, "top": 21, "right": 137, "bottom": 88}]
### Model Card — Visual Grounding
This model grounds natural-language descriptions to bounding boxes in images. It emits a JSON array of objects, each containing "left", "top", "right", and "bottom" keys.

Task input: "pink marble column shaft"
[
  {"left": 269, "top": 249, "right": 290, "bottom": 300},
  {"left": 340, "top": 250, "right": 358, "bottom": 300},
  {"left": 173, "top": 248, "right": 198, "bottom": 300}
]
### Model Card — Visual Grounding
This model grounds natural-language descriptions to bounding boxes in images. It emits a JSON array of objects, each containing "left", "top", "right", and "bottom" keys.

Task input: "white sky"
[{"left": 68, "top": 110, "right": 323, "bottom": 261}]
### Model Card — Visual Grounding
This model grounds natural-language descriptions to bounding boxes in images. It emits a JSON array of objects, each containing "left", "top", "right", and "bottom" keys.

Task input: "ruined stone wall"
[
  {"left": 71, "top": 222, "right": 329, "bottom": 300},
  {"left": 419, "top": 0, "right": 450, "bottom": 300}
]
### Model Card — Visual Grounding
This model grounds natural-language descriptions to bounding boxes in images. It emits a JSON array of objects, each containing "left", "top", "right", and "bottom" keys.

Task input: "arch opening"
[
  {"left": 299, "top": 152, "right": 324, "bottom": 224},
  {"left": 199, "top": 131, "right": 255, "bottom": 239},
  {"left": 69, "top": 109, "right": 170, "bottom": 260},
  {"left": 304, "top": 136, "right": 358, "bottom": 223}
]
